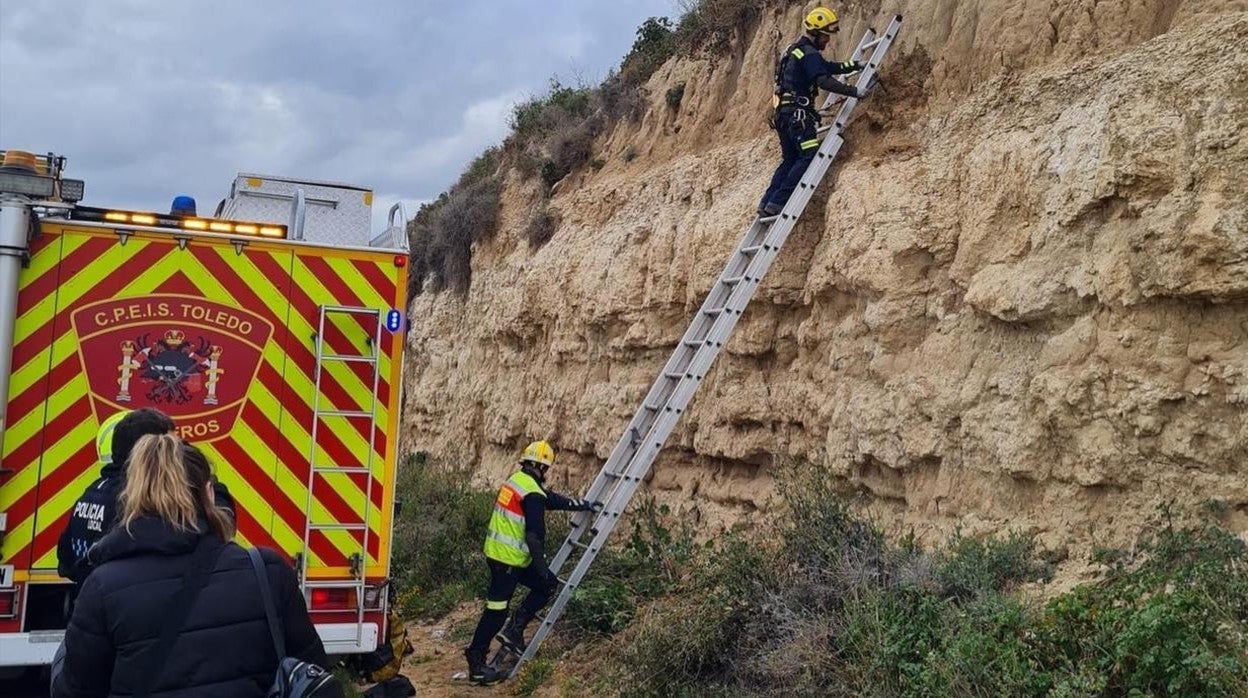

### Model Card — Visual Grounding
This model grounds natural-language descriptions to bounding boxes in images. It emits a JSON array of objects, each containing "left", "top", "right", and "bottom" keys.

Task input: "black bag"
[
  {"left": 247, "top": 547, "right": 344, "bottom": 698},
  {"left": 362, "top": 675, "right": 415, "bottom": 698}
]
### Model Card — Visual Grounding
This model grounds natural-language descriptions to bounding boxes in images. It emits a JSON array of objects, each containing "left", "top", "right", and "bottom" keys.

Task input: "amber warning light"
[{"left": 76, "top": 206, "right": 287, "bottom": 239}]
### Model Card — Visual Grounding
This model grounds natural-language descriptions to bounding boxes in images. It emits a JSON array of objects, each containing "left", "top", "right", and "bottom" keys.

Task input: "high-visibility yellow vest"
[
  {"left": 483, "top": 470, "right": 545, "bottom": 567},
  {"left": 96, "top": 411, "right": 129, "bottom": 465}
]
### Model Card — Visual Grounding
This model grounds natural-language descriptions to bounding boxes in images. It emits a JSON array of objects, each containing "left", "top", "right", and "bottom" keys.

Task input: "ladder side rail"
[
  {"left": 521, "top": 15, "right": 904, "bottom": 676},
  {"left": 826, "top": 16, "right": 903, "bottom": 131},
  {"left": 613, "top": 133, "right": 852, "bottom": 482},
  {"left": 553, "top": 19, "right": 896, "bottom": 587},
  {"left": 514, "top": 427, "right": 667, "bottom": 674},
  {"left": 818, "top": 18, "right": 902, "bottom": 135},
  {"left": 600, "top": 15, "right": 903, "bottom": 549},
  {"left": 300, "top": 307, "right": 331, "bottom": 593},
  {"left": 354, "top": 309, "right": 385, "bottom": 643},
  {"left": 533, "top": 140, "right": 859, "bottom": 671},
  {"left": 555, "top": 221, "right": 775, "bottom": 567},
  {"left": 819, "top": 28, "right": 877, "bottom": 113}
]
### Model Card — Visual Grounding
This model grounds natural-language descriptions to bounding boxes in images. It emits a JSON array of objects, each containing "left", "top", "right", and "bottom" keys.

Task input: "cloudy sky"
[{"left": 0, "top": 0, "right": 676, "bottom": 231}]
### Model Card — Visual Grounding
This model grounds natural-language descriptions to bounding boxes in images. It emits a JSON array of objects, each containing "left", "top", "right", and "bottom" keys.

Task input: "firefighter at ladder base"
[
  {"left": 464, "top": 441, "right": 601, "bottom": 685},
  {"left": 757, "top": 6, "right": 866, "bottom": 218}
]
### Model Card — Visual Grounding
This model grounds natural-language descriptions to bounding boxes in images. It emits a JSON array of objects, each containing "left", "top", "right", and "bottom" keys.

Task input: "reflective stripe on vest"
[{"left": 483, "top": 470, "right": 546, "bottom": 566}]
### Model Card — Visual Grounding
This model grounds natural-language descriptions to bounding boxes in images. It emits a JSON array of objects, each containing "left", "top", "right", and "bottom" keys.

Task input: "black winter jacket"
[{"left": 52, "top": 517, "right": 326, "bottom": 698}]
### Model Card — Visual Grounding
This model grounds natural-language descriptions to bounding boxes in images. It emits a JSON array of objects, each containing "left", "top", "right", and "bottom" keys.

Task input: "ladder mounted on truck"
[
  {"left": 303, "top": 305, "right": 385, "bottom": 647},
  {"left": 495, "top": 15, "right": 905, "bottom": 677}
]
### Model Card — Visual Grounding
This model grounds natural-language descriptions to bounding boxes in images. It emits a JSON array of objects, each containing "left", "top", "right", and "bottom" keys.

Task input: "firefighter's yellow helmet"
[
  {"left": 96, "top": 411, "right": 130, "bottom": 465},
  {"left": 804, "top": 7, "right": 839, "bottom": 33},
  {"left": 520, "top": 440, "right": 555, "bottom": 468}
]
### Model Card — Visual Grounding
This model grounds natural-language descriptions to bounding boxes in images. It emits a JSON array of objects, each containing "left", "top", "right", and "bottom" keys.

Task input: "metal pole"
[
  {"left": 290, "top": 188, "right": 307, "bottom": 241},
  {"left": 0, "top": 196, "right": 31, "bottom": 452},
  {"left": 386, "top": 202, "right": 409, "bottom": 250}
]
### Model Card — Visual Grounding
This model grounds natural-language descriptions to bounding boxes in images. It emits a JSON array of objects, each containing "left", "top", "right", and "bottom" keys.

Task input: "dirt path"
[
  {"left": 362, "top": 603, "right": 600, "bottom": 697},
  {"left": 373, "top": 603, "right": 523, "bottom": 697}
]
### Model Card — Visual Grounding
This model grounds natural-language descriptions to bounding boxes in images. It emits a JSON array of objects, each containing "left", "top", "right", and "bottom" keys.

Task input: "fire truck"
[{"left": 0, "top": 149, "right": 409, "bottom": 665}]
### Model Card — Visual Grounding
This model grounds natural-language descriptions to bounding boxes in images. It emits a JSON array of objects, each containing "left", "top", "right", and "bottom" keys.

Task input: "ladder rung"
[
  {"left": 309, "top": 523, "right": 367, "bottom": 531},
  {"left": 320, "top": 354, "right": 378, "bottom": 364},
  {"left": 663, "top": 371, "right": 685, "bottom": 379},
  {"left": 570, "top": 540, "right": 590, "bottom": 550},
  {"left": 317, "top": 410, "right": 374, "bottom": 419},
  {"left": 742, "top": 245, "right": 763, "bottom": 254},
  {"left": 313, "top": 466, "right": 371, "bottom": 474},
  {"left": 322, "top": 307, "right": 382, "bottom": 317},
  {"left": 703, "top": 307, "right": 725, "bottom": 316},
  {"left": 759, "top": 214, "right": 779, "bottom": 223},
  {"left": 303, "top": 581, "right": 367, "bottom": 589},
  {"left": 862, "top": 36, "right": 883, "bottom": 50},
  {"left": 723, "top": 275, "right": 745, "bottom": 285},
  {"left": 682, "top": 339, "right": 704, "bottom": 348},
  {"left": 642, "top": 403, "right": 660, "bottom": 411}
]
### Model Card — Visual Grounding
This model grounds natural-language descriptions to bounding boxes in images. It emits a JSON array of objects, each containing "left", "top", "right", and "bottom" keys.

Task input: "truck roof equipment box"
[{"left": 216, "top": 173, "right": 374, "bottom": 247}]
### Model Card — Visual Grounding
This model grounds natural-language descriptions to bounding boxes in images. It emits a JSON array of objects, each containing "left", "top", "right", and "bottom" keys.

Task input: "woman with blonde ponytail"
[
  {"left": 118, "top": 433, "right": 235, "bottom": 542},
  {"left": 53, "top": 434, "right": 330, "bottom": 697}
]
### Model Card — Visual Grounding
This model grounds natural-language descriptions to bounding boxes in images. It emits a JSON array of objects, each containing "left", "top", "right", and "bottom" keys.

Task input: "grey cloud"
[{"left": 1, "top": 0, "right": 677, "bottom": 230}]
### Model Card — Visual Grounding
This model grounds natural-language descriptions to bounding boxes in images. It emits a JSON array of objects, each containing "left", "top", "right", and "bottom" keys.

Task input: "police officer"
[
  {"left": 55, "top": 408, "right": 234, "bottom": 584},
  {"left": 758, "top": 6, "right": 865, "bottom": 217},
  {"left": 463, "top": 441, "right": 599, "bottom": 685}
]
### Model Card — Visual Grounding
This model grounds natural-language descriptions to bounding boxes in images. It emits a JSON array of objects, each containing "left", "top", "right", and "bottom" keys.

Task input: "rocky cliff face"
[{"left": 403, "top": 0, "right": 1248, "bottom": 564}]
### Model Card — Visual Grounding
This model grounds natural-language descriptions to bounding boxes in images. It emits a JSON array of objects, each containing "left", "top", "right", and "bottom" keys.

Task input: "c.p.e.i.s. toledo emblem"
[{"left": 71, "top": 295, "right": 274, "bottom": 442}]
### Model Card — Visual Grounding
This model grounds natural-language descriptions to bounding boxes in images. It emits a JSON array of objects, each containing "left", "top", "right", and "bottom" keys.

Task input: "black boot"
[
  {"left": 463, "top": 647, "right": 504, "bottom": 685},
  {"left": 498, "top": 607, "right": 535, "bottom": 653}
]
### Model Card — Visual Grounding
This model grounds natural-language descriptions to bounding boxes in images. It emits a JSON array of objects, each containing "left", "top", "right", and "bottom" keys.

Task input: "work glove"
[
  {"left": 530, "top": 557, "right": 553, "bottom": 580},
  {"left": 841, "top": 60, "right": 864, "bottom": 72},
  {"left": 571, "top": 498, "right": 603, "bottom": 513}
]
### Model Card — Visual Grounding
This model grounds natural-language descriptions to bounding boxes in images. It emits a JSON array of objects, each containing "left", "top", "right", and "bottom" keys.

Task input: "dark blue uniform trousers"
[{"left": 759, "top": 108, "right": 821, "bottom": 212}]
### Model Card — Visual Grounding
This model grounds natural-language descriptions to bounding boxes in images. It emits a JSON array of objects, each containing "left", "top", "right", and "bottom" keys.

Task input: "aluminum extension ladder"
[
  {"left": 499, "top": 15, "right": 905, "bottom": 678},
  {"left": 302, "top": 305, "right": 385, "bottom": 646}
]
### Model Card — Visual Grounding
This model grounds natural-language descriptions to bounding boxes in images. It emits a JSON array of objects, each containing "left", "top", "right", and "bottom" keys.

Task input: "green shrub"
[
  {"left": 511, "top": 81, "right": 594, "bottom": 137},
  {"left": 409, "top": 2, "right": 774, "bottom": 297},
  {"left": 620, "top": 17, "right": 676, "bottom": 87},
  {"left": 598, "top": 72, "right": 649, "bottom": 123},
  {"left": 390, "top": 453, "right": 495, "bottom": 618},
  {"left": 665, "top": 82, "right": 686, "bottom": 108},
  {"left": 512, "top": 656, "right": 554, "bottom": 696},
  {"left": 507, "top": 80, "right": 603, "bottom": 189},
  {"left": 524, "top": 208, "right": 560, "bottom": 249},
  {"left": 674, "top": 0, "right": 765, "bottom": 55},
  {"left": 603, "top": 462, "right": 1248, "bottom": 697},
  {"left": 936, "top": 530, "right": 1052, "bottom": 599},
  {"left": 563, "top": 500, "right": 696, "bottom": 639},
  {"left": 407, "top": 149, "right": 502, "bottom": 297},
  {"left": 1035, "top": 507, "right": 1248, "bottom": 696}
]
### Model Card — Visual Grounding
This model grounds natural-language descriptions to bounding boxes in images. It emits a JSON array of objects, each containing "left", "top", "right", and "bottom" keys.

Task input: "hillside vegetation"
[{"left": 392, "top": 458, "right": 1248, "bottom": 696}]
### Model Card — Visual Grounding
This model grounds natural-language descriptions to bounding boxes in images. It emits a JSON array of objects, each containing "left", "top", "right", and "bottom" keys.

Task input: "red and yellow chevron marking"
[{"left": 0, "top": 224, "right": 406, "bottom": 581}]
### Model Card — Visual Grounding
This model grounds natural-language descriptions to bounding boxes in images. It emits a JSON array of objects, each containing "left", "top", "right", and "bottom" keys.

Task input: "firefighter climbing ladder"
[
  {"left": 303, "top": 305, "right": 385, "bottom": 645},
  {"left": 498, "top": 15, "right": 905, "bottom": 677}
]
